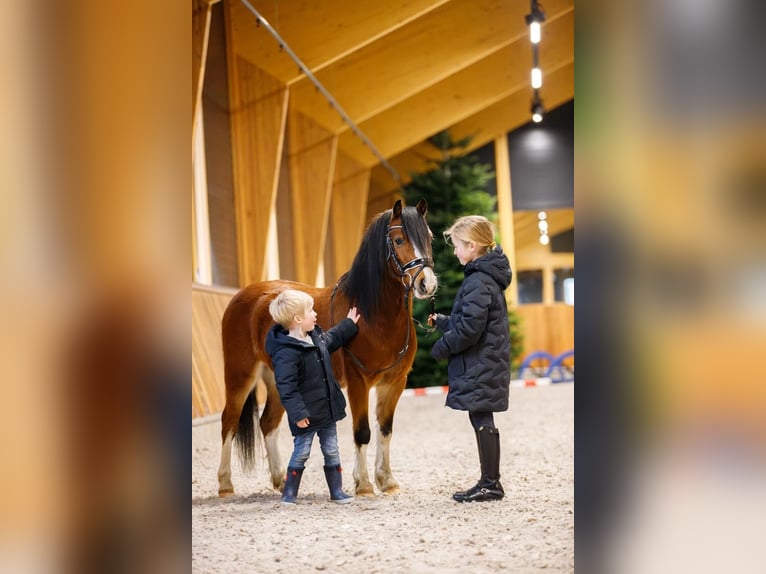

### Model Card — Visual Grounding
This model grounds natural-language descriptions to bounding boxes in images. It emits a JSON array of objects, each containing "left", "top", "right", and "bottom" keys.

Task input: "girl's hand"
[
  {"left": 427, "top": 313, "right": 437, "bottom": 327},
  {"left": 347, "top": 307, "right": 361, "bottom": 324},
  {"left": 296, "top": 418, "right": 310, "bottom": 428}
]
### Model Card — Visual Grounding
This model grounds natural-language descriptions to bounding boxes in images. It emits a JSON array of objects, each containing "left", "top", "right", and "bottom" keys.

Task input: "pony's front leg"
[
  {"left": 347, "top": 382, "right": 375, "bottom": 496},
  {"left": 259, "top": 368, "right": 286, "bottom": 491},
  {"left": 374, "top": 380, "right": 405, "bottom": 495}
]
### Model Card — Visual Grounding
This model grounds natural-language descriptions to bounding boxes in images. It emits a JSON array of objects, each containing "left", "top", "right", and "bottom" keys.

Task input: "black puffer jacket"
[
  {"left": 265, "top": 318, "right": 358, "bottom": 436},
  {"left": 431, "top": 246, "right": 512, "bottom": 412}
]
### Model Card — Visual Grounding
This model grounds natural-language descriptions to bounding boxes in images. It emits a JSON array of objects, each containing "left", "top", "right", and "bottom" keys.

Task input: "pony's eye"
[{"left": 394, "top": 238, "right": 404, "bottom": 246}]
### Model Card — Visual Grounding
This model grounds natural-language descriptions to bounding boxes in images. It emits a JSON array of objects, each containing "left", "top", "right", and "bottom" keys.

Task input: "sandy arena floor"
[{"left": 192, "top": 383, "right": 573, "bottom": 574}]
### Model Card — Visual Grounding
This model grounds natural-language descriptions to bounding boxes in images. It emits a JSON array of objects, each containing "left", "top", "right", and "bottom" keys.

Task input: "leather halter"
[{"left": 385, "top": 224, "right": 433, "bottom": 295}]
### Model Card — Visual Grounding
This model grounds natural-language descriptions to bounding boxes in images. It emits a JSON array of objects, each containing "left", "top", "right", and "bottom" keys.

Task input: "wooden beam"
[
  {"left": 494, "top": 135, "right": 518, "bottom": 307},
  {"left": 337, "top": 10, "right": 574, "bottom": 165},
  {"left": 290, "top": 0, "right": 574, "bottom": 133},
  {"left": 228, "top": 0, "right": 452, "bottom": 84},
  {"left": 226, "top": 41, "right": 289, "bottom": 286},
  {"left": 288, "top": 108, "right": 337, "bottom": 286}
]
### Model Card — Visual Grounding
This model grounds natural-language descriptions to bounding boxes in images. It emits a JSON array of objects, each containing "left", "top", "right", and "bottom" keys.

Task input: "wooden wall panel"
[
  {"left": 288, "top": 109, "right": 337, "bottom": 285},
  {"left": 514, "top": 304, "right": 574, "bottom": 360},
  {"left": 226, "top": 46, "right": 288, "bottom": 287},
  {"left": 192, "top": 284, "right": 236, "bottom": 419},
  {"left": 327, "top": 153, "right": 370, "bottom": 283}
]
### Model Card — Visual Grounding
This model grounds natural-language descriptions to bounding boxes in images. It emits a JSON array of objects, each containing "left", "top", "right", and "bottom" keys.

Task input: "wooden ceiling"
[
  {"left": 514, "top": 209, "right": 573, "bottom": 252},
  {"left": 225, "top": 0, "right": 574, "bottom": 249},
  {"left": 228, "top": 0, "right": 574, "bottom": 176}
]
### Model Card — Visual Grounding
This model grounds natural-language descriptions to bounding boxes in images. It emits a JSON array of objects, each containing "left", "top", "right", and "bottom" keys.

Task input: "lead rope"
[{"left": 412, "top": 295, "right": 437, "bottom": 336}]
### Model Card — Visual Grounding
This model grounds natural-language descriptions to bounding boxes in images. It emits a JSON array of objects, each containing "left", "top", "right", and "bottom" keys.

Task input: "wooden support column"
[
  {"left": 327, "top": 152, "right": 370, "bottom": 282},
  {"left": 288, "top": 108, "right": 338, "bottom": 286},
  {"left": 226, "top": 43, "right": 288, "bottom": 286},
  {"left": 193, "top": 0, "right": 219, "bottom": 144},
  {"left": 494, "top": 134, "right": 518, "bottom": 307},
  {"left": 192, "top": 0, "right": 217, "bottom": 281}
]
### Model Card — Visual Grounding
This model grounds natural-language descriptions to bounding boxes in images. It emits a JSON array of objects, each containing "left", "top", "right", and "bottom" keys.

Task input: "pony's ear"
[
  {"left": 392, "top": 199, "right": 403, "bottom": 219},
  {"left": 416, "top": 198, "right": 428, "bottom": 217}
]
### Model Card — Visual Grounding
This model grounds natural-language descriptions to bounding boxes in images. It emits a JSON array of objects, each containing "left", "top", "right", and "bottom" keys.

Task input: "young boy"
[{"left": 265, "top": 289, "right": 360, "bottom": 504}]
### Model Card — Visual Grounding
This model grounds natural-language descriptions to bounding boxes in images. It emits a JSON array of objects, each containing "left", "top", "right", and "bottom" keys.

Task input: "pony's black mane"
[{"left": 337, "top": 206, "right": 431, "bottom": 318}]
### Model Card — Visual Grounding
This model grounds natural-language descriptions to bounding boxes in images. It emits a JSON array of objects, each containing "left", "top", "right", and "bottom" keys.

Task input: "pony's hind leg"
[
  {"left": 374, "top": 379, "right": 406, "bottom": 495},
  {"left": 258, "top": 367, "right": 286, "bottom": 491},
  {"left": 347, "top": 381, "right": 375, "bottom": 496},
  {"left": 217, "top": 371, "right": 256, "bottom": 497}
]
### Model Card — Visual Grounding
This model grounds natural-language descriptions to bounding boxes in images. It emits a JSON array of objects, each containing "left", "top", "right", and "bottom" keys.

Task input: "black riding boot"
[
  {"left": 281, "top": 467, "right": 304, "bottom": 504},
  {"left": 323, "top": 465, "right": 354, "bottom": 504},
  {"left": 452, "top": 429, "right": 482, "bottom": 499},
  {"left": 453, "top": 426, "right": 504, "bottom": 502}
]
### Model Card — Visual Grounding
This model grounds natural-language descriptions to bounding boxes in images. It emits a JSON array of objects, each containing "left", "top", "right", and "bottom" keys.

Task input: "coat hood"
[
  {"left": 465, "top": 246, "right": 512, "bottom": 290},
  {"left": 265, "top": 323, "right": 316, "bottom": 355}
]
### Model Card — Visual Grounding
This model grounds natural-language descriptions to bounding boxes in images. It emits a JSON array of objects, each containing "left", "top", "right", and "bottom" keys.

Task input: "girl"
[{"left": 429, "top": 215, "right": 512, "bottom": 502}]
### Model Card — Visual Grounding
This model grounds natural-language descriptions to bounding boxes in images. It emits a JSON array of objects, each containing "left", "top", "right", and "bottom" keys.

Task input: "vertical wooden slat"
[
  {"left": 226, "top": 36, "right": 288, "bottom": 286},
  {"left": 328, "top": 152, "right": 370, "bottom": 283},
  {"left": 192, "top": 285, "right": 237, "bottom": 419},
  {"left": 494, "top": 135, "right": 518, "bottom": 306},
  {"left": 288, "top": 108, "right": 338, "bottom": 285}
]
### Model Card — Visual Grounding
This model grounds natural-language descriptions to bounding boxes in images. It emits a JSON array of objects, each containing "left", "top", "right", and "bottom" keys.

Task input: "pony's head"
[
  {"left": 387, "top": 199, "right": 438, "bottom": 299},
  {"left": 340, "top": 199, "right": 437, "bottom": 317}
]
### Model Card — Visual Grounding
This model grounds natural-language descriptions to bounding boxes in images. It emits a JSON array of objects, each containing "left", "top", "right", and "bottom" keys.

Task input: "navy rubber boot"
[
  {"left": 281, "top": 467, "right": 304, "bottom": 505},
  {"left": 323, "top": 465, "right": 353, "bottom": 504}
]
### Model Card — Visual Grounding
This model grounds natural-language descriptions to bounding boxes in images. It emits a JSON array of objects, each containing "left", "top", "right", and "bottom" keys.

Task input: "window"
[{"left": 517, "top": 270, "right": 543, "bottom": 304}]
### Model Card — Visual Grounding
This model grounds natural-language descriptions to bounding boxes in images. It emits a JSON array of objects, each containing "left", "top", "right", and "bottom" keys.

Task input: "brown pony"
[{"left": 217, "top": 199, "right": 438, "bottom": 497}]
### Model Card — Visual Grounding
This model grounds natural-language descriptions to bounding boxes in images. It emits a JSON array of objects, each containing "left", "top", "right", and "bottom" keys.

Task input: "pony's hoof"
[
  {"left": 382, "top": 485, "right": 400, "bottom": 496},
  {"left": 218, "top": 488, "right": 235, "bottom": 498},
  {"left": 355, "top": 486, "right": 376, "bottom": 498}
]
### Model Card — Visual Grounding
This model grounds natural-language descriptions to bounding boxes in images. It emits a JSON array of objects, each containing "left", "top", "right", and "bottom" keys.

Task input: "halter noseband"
[{"left": 386, "top": 224, "right": 433, "bottom": 289}]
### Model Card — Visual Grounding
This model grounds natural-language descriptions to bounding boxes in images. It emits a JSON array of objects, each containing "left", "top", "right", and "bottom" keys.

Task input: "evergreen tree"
[{"left": 404, "top": 131, "right": 524, "bottom": 387}]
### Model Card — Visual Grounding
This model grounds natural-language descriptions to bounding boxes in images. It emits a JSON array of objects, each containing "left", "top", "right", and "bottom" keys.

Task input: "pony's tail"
[{"left": 235, "top": 390, "right": 258, "bottom": 472}]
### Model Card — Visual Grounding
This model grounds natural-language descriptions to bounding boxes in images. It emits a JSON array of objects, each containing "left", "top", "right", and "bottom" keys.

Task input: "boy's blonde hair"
[
  {"left": 268, "top": 289, "right": 314, "bottom": 329},
  {"left": 443, "top": 215, "right": 497, "bottom": 255}
]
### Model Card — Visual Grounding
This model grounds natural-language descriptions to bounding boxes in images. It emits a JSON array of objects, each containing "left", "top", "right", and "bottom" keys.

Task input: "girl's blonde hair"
[
  {"left": 443, "top": 215, "right": 497, "bottom": 255},
  {"left": 268, "top": 289, "right": 314, "bottom": 328}
]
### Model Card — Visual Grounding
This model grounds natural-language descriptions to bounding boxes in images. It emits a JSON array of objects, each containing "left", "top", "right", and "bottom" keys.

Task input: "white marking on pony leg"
[
  {"left": 375, "top": 429, "right": 400, "bottom": 495},
  {"left": 264, "top": 430, "right": 284, "bottom": 491},
  {"left": 217, "top": 432, "right": 235, "bottom": 497},
  {"left": 353, "top": 443, "right": 375, "bottom": 496}
]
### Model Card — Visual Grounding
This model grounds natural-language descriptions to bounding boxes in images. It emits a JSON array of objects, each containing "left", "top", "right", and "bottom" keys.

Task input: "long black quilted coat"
[
  {"left": 431, "top": 246, "right": 512, "bottom": 412},
  {"left": 266, "top": 318, "right": 358, "bottom": 436}
]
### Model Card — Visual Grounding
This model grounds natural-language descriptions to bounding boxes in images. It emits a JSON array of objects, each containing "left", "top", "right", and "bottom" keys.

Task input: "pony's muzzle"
[{"left": 414, "top": 267, "right": 438, "bottom": 299}]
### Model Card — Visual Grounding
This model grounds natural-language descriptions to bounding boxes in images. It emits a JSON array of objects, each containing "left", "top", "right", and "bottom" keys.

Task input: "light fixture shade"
[
  {"left": 530, "top": 22, "right": 541, "bottom": 44},
  {"left": 530, "top": 96, "right": 545, "bottom": 123}
]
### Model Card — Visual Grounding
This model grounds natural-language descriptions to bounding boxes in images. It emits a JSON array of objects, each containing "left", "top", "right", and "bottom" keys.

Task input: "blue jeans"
[{"left": 287, "top": 422, "right": 342, "bottom": 469}]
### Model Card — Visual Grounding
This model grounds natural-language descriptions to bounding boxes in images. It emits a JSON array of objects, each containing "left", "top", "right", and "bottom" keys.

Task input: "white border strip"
[{"left": 192, "top": 378, "right": 566, "bottom": 424}]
